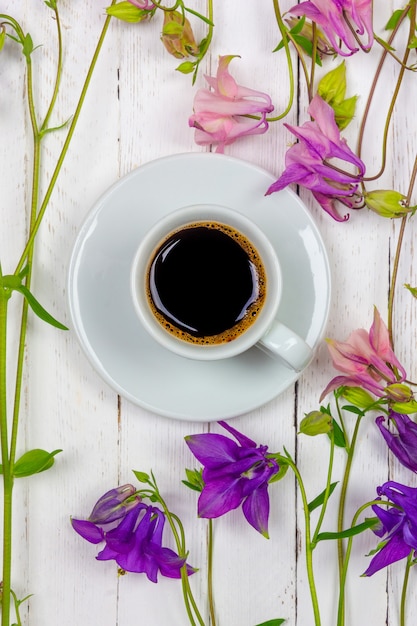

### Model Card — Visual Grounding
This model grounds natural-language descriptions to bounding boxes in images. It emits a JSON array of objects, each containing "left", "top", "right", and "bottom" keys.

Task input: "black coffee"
[{"left": 146, "top": 221, "right": 266, "bottom": 345}]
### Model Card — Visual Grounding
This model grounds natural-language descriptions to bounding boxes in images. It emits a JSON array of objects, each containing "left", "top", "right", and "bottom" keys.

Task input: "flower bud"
[
  {"left": 364, "top": 190, "right": 415, "bottom": 218},
  {"left": 161, "top": 11, "right": 199, "bottom": 59},
  {"left": 88, "top": 484, "right": 141, "bottom": 524},
  {"left": 341, "top": 386, "right": 375, "bottom": 408},
  {"left": 106, "top": 1, "right": 154, "bottom": 23},
  {"left": 299, "top": 411, "right": 332, "bottom": 436}
]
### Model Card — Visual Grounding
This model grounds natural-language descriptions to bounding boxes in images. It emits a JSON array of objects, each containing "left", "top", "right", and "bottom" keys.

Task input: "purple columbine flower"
[
  {"left": 266, "top": 95, "right": 365, "bottom": 221},
  {"left": 376, "top": 412, "right": 417, "bottom": 473},
  {"left": 288, "top": 0, "right": 374, "bottom": 56},
  {"left": 364, "top": 481, "right": 417, "bottom": 576},
  {"left": 72, "top": 493, "right": 194, "bottom": 582},
  {"left": 185, "top": 421, "right": 279, "bottom": 537}
]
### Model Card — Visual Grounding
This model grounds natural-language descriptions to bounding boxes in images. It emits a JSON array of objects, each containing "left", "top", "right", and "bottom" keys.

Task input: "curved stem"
[
  {"left": 41, "top": 4, "right": 63, "bottom": 132},
  {"left": 14, "top": 5, "right": 117, "bottom": 275},
  {"left": 357, "top": 3, "right": 414, "bottom": 184},
  {"left": 312, "top": 430, "right": 335, "bottom": 545},
  {"left": 336, "top": 498, "right": 383, "bottom": 625},
  {"left": 269, "top": 0, "right": 295, "bottom": 121},
  {"left": 388, "top": 155, "right": 417, "bottom": 346},
  {"left": 285, "top": 453, "right": 321, "bottom": 625},
  {"left": 336, "top": 414, "right": 363, "bottom": 626}
]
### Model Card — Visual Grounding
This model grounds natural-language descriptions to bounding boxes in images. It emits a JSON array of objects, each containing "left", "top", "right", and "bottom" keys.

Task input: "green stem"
[
  {"left": 336, "top": 499, "right": 382, "bottom": 625},
  {"left": 312, "top": 430, "right": 335, "bottom": 545},
  {"left": 387, "top": 155, "right": 417, "bottom": 346},
  {"left": 41, "top": 4, "right": 63, "bottom": 133},
  {"left": 207, "top": 519, "right": 217, "bottom": 626},
  {"left": 150, "top": 477, "right": 206, "bottom": 626},
  {"left": 14, "top": 5, "right": 116, "bottom": 275},
  {"left": 400, "top": 552, "right": 413, "bottom": 626},
  {"left": 336, "top": 414, "right": 363, "bottom": 626},
  {"left": 0, "top": 275, "right": 12, "bottom": 626},
  {"left": 285, "top": 453, "right": 321, "bottom": 626},
  {"left": 269, "top": 0, "right": 295, "bottom": 121}
]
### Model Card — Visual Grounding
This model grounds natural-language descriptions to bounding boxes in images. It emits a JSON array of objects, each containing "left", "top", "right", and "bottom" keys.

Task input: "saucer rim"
[{"left": 67, "top": 152, "right": 331, "bottom": 421}]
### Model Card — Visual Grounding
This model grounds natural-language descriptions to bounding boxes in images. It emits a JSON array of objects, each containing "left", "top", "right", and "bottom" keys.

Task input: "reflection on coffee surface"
[{"left": 146, "top": 221, "right": 266, "bottom": 345}]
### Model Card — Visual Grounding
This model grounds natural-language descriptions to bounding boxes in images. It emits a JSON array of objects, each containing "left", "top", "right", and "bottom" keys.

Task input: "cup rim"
[{"left": 130, "top": 204, "right": 282, "bottom": 360}]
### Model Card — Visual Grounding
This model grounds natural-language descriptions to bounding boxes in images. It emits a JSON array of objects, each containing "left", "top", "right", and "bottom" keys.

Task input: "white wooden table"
[{"left": 1, "top": 1, "right": 416, "bottom": 624}]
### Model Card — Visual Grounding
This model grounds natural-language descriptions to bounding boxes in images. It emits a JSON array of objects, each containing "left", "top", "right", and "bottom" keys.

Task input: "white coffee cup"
[{"left": 130, "top": 204, "right": 312, "bottom": 371}]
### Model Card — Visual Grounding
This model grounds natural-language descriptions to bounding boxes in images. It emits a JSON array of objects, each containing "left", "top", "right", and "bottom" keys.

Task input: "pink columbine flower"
[
  {"left": 266, "top": 95, "right": 365, "bottom": 221},
  {"left": 320, "top": 307, "right": 407, "bottom": 400},
  {"left": 189, "top": 55, "right": 274, "bottom": 153},
  {"left": 288, "top": 0, "right": 374, "bottom": 56},
  {"left": 128, "top": 0, "right": 155, "bottom": 8}
]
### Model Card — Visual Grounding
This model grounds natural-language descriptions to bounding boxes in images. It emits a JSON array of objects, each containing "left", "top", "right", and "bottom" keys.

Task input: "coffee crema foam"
[{"left": 145, "top": 220, "right": 267, "bottom": 346}]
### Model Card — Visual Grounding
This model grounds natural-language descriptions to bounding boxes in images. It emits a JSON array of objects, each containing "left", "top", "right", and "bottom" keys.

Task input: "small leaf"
[
  {"left": 342, "top": 404, "right": 365, "bottom": 417},
  {"left": 405, "top": 283, "right": 417, "bottom": 298},
  {"left": 328, "top": 419, "right": 347, "bottom": 449},
  {"left": 13, "top": 449, "right": 62, "bottom": 478},
  {"left": 316, "top": 518, "right": 379, "bottom": 542},
  {"left": 385, "top": 9, "right": 405, "bottom": 31},
  {"left": 132, "top": 470, "right": 150, "bottom": 483},
  {"left": 45, "top": 0, "right": 57, "bottom": 8},
  {"left": 308, "top": 482, "right": 338, "bottom": 513},
  {"left": 254, "top": 620, "right": 286, "bottom": 626},
  {"left": 289, "top": 15, "right": 306, "bottom": 35},
  {"left": 15, "top": 285, "right": 68, "bottom": 330},
  {"left": 183, "top": 468, "right": 204, "bottom": 492}
]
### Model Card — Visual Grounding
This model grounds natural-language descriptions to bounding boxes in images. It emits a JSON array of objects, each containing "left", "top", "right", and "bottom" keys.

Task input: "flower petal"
[{"left": 71, "top": 518, "right": 104, "bottom": 544}]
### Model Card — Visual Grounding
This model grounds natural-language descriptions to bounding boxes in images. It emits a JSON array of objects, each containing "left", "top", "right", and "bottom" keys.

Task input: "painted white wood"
[{"left": 0, "top": 1, "right": 416, "bottom": 625}]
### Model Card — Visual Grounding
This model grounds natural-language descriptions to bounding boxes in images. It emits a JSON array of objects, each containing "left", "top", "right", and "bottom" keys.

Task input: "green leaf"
[
  {"left": 374, "top": 34, "right": 396, "bottom": 52},
  {"left": 0, "top": 28, "right": 6, "bottom": 52},
  {"left": 289, "top": 15, "right": 306, "bottom": 35},
  {"left": 405, "top": 283, "right": 417, "bottom": 298},
  {"left": 132, "top": 470, "right": 150, "bottom": 483},
  {"left": 316, "top": 518, "right": 379, "bottom": 542},
  {"left": 308, "top": 482, "right": 338, "bottom": 513},
  {"left": 342, "top": 404, "right": 365, "bottom": 417},
  {"left": 13, "top": 448, "right": 62, "bottom": 478},
  {"left": 254, "top": 620, "right": 286, "bottom": 626},
  {"left": 328, "top": 419, "right": 347, "bottom": 449},
  {"left": 14, "top": 285, "right": 68, "bottom": 330},
  {"left": 182, "top": 468, "right": 204, "bottom": 492},
  {"left": 45, "top": 0, "right": 57, "bottom": 9},
  {"left": 292, "top": 34, "right": 322, "bottom": 66},
  {"left": 385, "top": 9, "right": 405, "bottom": 31}
]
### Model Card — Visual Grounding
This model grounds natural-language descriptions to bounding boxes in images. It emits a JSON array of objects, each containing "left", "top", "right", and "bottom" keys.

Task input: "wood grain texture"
[{"left": 0, "top": 1, "right": 416, "bottom": 625}]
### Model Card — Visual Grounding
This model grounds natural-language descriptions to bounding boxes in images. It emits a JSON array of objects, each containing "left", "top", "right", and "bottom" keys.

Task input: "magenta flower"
[
  {"left": 288, "top": 0, "right": 373, "bottom": 56},
  {"left": 189, "top": 55, "right": 274, "bottom": 153},
  {"left": 376, "top": 412, "right": 417, "bottom": 473},
  {"left": 266, "top": 95, "right": 365, "bottom": 221},
  {"left": 320, "top": 307, "right": 407, "bottom": 399},
  {"left": 364, "top": 481, "right": 417, "bottom": 576},
  {"left": 185, "top": 421, "right": 279, "bottom": 537},
  {"left": 72, "top": 493, "right": 194, "bottom": 581}
]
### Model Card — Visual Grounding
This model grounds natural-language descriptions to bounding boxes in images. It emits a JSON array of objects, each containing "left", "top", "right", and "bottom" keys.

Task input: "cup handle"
[{"left": 258, "top": 320, "right": 313, "bottom": 372}]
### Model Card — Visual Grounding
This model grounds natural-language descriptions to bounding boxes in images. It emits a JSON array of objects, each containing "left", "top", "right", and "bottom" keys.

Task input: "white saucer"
[{"left": 67, "top": 153, "right": 331, "bottom": 422}]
